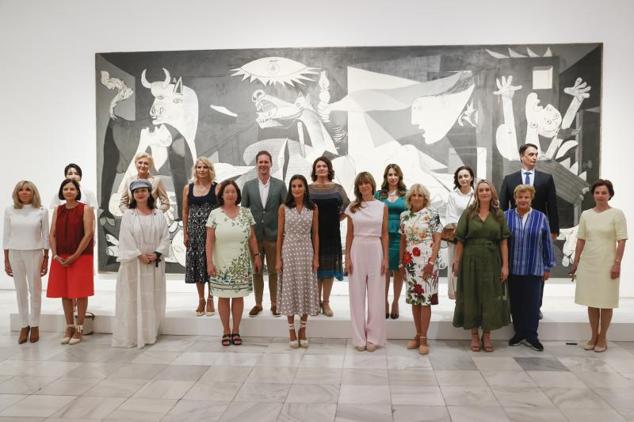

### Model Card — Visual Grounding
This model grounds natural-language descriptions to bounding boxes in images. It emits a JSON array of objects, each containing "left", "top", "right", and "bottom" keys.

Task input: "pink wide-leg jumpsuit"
[{"left": 345, "top": 200, "right": 386, "bottom": 348}]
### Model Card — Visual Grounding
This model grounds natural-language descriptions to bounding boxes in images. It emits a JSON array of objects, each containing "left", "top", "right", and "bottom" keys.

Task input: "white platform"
[{"left": 8, "top": 279, "right": 634, "bottom": 341}]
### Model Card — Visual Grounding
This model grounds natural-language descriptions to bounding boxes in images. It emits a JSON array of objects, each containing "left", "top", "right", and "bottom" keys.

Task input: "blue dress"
[{"left": 375, "top": 190, "right": 407, "bottom": 271}]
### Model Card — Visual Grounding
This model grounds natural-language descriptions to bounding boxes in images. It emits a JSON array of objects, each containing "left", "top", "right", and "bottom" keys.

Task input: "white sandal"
[
  {"left": 69, "top": 325, "right": 83, "bottom": 345},
  {"left": 61, "top": 324, "right": 75, "bottom": 345},
  {"left": 288, "top": 323, "right": 299, "bottom": 349},
  {"left": 299, "top": 319, "right": 309, "bottom": 348}
]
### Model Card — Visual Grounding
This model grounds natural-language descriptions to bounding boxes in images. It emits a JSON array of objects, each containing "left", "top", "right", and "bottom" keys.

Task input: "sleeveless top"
[
  {"left": 187, "top": 182, "right": 218, "bottom": 207},
  {"left": 55, "top": 203, "right": 93, "bottom": 255}
]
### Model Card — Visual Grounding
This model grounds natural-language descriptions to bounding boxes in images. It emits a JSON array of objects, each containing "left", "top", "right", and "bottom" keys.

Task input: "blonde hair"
[
  {"left": 405, "top": 183, "right": 431, "bottom": 210},
  {"left": 12, "top": 180, "right": 42, "bottom": 209},
  {"left": 349, "top": 172, "right": 376, "bottom": 213},
  {"left": 513, "top": 184, "right": 536, "bottom": 200},
  {"left": 135, "top": 152, "right": 154, "bottom": 169},
  {"left": 191, "top": 157, "right": 216, "bottom": 183},
  {"left": 467, "top": 179, "right": 502, "bottom": 221}
]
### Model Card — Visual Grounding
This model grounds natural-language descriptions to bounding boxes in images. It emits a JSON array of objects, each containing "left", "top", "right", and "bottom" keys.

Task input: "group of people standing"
[{"left": 2, "top": 143, "right": 628, "bottom": 354}]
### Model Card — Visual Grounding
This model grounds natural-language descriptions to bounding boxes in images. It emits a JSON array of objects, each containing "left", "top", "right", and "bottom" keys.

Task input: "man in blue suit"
[{"left": 500, "top": 143, "right": 559, "bottom": 318}]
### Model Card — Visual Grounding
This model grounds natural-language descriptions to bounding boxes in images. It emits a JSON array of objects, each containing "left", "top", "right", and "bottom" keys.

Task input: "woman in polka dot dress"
[{"left": 275, "top": 175, "right": 320, "bottom": 348}]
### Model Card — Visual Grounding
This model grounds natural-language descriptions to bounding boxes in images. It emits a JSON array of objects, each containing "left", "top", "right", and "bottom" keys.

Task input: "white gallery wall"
[{"left": 0, "top": 0, "right": 633, "bottom": 296}]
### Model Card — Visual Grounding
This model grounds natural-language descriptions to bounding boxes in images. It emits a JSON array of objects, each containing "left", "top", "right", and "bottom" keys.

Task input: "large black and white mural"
[{"left": 96, "top": 44, "right": 602, "bottom": 277}]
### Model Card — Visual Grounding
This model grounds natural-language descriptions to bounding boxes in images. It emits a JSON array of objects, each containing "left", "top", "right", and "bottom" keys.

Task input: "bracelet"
[{"left": 398, "top": 263, "right": 404, "bottom": 269}]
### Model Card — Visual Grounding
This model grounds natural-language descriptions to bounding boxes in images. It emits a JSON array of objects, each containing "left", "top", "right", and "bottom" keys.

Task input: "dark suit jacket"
[
  {"left": 241, "top": 177, "right": 287, "bottom": 242},
  {"left": 499, "top": 169, "right": 559, "bottom": 234}
]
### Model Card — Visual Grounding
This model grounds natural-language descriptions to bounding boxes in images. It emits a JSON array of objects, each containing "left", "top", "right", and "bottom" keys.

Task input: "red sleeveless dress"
[{"left": 47, "top": 203, "right": 94, "bottom": 298}]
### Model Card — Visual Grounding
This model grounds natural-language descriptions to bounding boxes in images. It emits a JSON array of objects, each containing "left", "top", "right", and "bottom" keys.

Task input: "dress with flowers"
[
  {"left": 400, "top": 207, "right": 442, "bottom": 306},
  {"left": 205, "top": 207, "right": 256, "bottom": 298}
]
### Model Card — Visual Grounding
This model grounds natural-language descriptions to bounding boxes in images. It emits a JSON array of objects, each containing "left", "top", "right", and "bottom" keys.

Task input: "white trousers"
[
  {"left": 9, "top": 250, "right": 43, "bottom": 327},
  {"left": 348, "top": 237, "right": 386, "bottom": 348}
]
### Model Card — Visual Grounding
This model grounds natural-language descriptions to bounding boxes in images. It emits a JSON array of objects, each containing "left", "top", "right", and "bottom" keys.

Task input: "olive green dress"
[{"left": 452, "top": 210, "right": 511, "bottom": 331}]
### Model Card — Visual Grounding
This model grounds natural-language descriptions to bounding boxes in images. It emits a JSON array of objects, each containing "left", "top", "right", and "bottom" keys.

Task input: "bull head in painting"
[{"left": 140, "top": 68, "right": 199, "bottom": 158}]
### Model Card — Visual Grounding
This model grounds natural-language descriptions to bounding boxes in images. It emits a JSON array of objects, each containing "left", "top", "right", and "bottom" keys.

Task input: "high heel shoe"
[
  {"left": 322, "top": 301, "right": 334, "bottom": 317},
  {"left": 288, "top": 323, "right": 299, "bottom": 349},
  {"left": 18, "top": 326, "right": 30, "bottom": 344},
  {"left": 206, "top": 297, "right": 215, "bottom": 316},
  {"left": 195, "top": 298, "right": 205, "bottom": 317},
  {"left": 69, "top": 325, "right": 83, "bottom": 345},
  {"left": 61, "top": 324, "right": 75, "bottom": 345},
  {"left": 299, "top": 319, "right": 309, "bottom": 348}
]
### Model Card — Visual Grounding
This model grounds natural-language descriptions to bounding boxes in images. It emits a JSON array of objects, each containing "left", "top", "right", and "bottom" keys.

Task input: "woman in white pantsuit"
[
  {"left": 112, "top": 179, "right": 170, "bottom": 349},
  {"left": 3, "top": 180, "right": 49, "bottom": 344},
  {"left": 345, "top": 172, "right": 389, "bottom": 352}
]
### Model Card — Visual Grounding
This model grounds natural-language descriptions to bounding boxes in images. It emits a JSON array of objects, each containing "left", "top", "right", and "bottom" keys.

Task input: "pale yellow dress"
[{"left": 575, "top": 208, "right": 628, "bottom": 309}]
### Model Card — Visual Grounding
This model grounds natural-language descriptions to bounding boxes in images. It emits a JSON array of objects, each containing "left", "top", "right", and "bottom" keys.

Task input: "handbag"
[{"left": 441, "top": 223, "right": 457, "bottom": 243}]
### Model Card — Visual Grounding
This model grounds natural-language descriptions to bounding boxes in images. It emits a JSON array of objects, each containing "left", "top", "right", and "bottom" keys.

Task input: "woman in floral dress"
[
  {"left": 206, "top": 180, "right": 261, "bottom": 346},
  {"left": 183, "top": 157, "right": 218, "bottom": 317},
  {"left": 399, "top": 183, "right": 442, "bottom": 354}
]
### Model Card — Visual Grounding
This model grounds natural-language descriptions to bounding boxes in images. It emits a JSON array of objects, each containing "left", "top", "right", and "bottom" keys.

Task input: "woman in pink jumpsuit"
[{"left": 345, "top": 172, "right": 389, "bottom": 352}]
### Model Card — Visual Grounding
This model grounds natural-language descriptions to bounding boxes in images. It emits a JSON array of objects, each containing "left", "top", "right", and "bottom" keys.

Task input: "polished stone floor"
[{"left": 0, "top": 330, "right": 633, "bottom": 422}]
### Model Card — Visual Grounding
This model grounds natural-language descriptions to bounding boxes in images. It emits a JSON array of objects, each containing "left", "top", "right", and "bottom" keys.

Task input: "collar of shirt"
[{"left": 520, "top": 167, "right": 535, "bottom": 176}]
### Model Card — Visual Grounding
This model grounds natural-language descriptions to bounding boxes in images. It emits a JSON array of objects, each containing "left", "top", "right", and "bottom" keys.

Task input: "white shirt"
[
  {"left": 3, "top": 204, "right": 50, "bottom": 250},
  {"left": 446, "top": 188, "right": 474, "bottom": 224},
  {"left": 521, "top": 168, "right": 535, "bottom": 186},
  {"left": 258, "top": 177, "right": 270, "bottom": 208},
  {"left": 50, "top": 188, "right": 98, "bottom": 209}
]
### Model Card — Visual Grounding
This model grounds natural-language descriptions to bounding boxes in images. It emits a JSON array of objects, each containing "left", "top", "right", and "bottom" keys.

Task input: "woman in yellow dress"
[{"left": 571, "top": 179, "right": 627, "bottom": 353}]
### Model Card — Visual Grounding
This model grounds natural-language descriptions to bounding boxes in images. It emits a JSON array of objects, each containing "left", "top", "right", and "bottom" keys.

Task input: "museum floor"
[{"left": 1, "top": 292, "right": 634, "bottom": 421}]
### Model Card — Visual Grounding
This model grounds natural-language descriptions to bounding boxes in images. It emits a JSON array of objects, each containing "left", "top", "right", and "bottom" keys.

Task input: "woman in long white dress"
[
  {"left": 112, "top": 179, "right": 170, "bottom": 349},
  {"left": 445, "top": 166, "right": 474, "bottom": 299}
]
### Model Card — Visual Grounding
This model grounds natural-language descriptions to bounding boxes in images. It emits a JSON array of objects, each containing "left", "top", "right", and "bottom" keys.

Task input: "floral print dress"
[
  {"left": 205, "top": 207, "right": 256, "bottom": 298},
  {"left": 400, "top": 207, "right": 442, "bottom": 306}
]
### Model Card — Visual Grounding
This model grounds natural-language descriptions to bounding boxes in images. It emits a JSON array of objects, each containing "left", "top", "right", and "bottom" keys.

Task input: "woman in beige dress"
[{"left": 571, "top": 179, "right": 627, "bottom": 352}]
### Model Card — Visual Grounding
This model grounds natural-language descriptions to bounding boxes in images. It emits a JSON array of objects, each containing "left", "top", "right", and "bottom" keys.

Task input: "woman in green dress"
[
  {"left": 374, "top": 164, "right": 407, "bottom": 319},
  {"left": 451, "top": 179, "right": 510, "bottom": 352}
]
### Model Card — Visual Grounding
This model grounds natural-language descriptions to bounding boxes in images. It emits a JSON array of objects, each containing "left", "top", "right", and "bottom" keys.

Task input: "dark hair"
[
  {"left": 217, "top": 180, "right": 242, "bottom": 206},
  {"left": 519, "top": 143, "right": 539, "bottom": 156},
  {"left": 255, "top": 150, "right": 272, "bottom": 163},
  {"left": 591, "top": 179, "right": 614, "bottom": 199},
  {"left": 284, "top": 175, "right": 315, "bottom": 210},
  {"left": 350, "top": 172, "right": 377, "bottom": 213},
  {"left": 57, "top": 178, "right": 82, "bottom": 201},
  {"left": 129, "top": 188, "right": 156, "bottom": 209},
  {"left": 64, "top": 163, "right": 83, "bottom": 179},
  {"left": 377, "top": 164, "right": 406, "bottom": 199},
  {"left": 453, "top": 165, "right": 475, "bottom": 190},
  {"left": 311, "top": 156, "right": 335, "bottom": 181}
]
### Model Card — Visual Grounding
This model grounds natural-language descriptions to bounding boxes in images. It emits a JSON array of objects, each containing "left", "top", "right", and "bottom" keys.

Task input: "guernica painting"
[{"left": 96, "top": 43, "right": 602, "bottom": 278}]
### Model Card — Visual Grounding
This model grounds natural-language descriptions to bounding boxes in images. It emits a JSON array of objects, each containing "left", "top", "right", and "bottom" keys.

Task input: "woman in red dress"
[{"left": 47, "top": 179, "right": 94, "bottom": 345}]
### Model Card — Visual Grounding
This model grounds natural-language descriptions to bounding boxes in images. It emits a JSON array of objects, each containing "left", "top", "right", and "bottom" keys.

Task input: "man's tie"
[{"left": 524, "top": 172, "right": 531, "bottom": 185}]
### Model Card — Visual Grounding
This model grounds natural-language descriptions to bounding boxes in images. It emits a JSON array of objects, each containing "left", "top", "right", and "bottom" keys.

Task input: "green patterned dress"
[
  {"left": 206, "top": 207, "right": 256, "bottom": 298},
  {"left": 452, "top": 210, "right": 511, "bottom": 331}
]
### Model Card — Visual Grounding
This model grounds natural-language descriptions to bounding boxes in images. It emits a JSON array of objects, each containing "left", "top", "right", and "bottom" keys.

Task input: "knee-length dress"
[
  {"left": 400, "top": 207, "right": 443, "bottom": 306},
  {"left": 575, "top": 208, "right": 628, "bottom": 309},
  {"left": 308, "top": 183, "right": 350, "bottom": 280},
  {"left": 206, "top": 207, "right": 255, "bottom": 298},
  {"left": 185, "top": 182, "right": 218, "bottom": 284},
  {"left": 277, "top": 206, "right": 320, "bottom": 316},
  {"left": 47, "top": 203, "right": 94, "bottom": 299},
  {"left": 375, "top": 191, "right": 407, "bottom": 271},
  {"left": 452, "top": 210, "right": 511, "bottom": 331}
]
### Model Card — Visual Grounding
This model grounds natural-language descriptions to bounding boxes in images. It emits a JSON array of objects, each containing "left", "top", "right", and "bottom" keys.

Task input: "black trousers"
[{"left": 508, "top": 275, "right": 543, "bottom": 342}]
